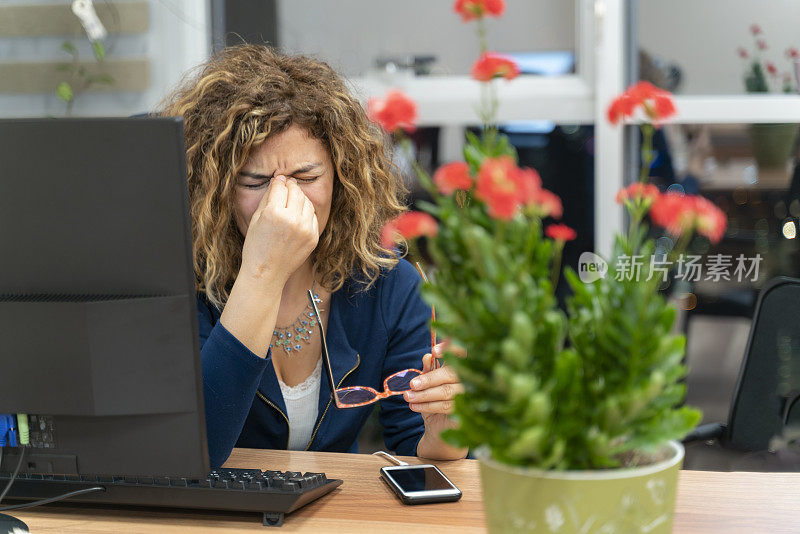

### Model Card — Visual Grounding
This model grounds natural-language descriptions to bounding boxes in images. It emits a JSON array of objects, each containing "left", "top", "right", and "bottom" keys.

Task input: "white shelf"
[{"left": 349, "top": 75, "right": 594, "bottom": 125}]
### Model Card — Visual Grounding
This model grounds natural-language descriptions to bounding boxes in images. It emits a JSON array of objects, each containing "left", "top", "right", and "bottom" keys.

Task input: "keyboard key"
[{"left": 288, "top": 477, "right": 308, "bottom": 490}]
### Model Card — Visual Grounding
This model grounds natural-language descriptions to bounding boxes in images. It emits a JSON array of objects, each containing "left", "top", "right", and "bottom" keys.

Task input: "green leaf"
[
  {"left": 462, "top": 143, "right": 484, "bottom": 173},
  {"left": 92, "top": 41, "right": 106, "bottom": 60},
  {"left": 56, "top": 82, "right": 74, "bottom": 103},
  {"left": 60, "top": 41, "right": 77, "bottom": 55}
]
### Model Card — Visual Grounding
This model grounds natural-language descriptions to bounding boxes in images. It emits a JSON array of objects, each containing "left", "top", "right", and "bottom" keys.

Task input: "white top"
[{"left": 277, "top": 358, "right": 321, "bottom": 450}]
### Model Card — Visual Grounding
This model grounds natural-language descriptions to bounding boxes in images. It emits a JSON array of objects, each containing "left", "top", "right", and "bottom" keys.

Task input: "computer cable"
[
  {"left": 0, "top": 486, "right": 105, "bottom": 512},
  {"left": 372, "top": 450, "right": 409, "bottom": 466},
  {"left": 0, "top": 446, "right": 25, "bottom": 504},
  {"left": 16, "top": 415, "right": 29, "bottom": 446},
  {"left": 0, "top": 415, "right": 7, "bottom": 447},
  {"left": 0, "top": 446, "right": 105, "bottom": 512},
  {"left": 5, "top": 416, "right": 17, "bottom": 448}
]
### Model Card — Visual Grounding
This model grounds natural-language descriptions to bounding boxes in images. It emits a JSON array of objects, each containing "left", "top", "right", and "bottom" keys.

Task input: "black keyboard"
[{"left": 0, "top": 467, "right": 342, "bottom": 526}]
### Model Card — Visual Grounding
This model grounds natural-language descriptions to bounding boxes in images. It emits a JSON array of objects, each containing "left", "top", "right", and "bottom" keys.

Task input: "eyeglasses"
[{"left": 307, "top": 290, "right": 422, "bottom": 409}]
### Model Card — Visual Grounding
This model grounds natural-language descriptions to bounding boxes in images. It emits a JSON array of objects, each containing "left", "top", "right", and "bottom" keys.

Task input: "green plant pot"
[
  {"left": 748, "top": 123, "right": 799, "bottom": 169},
  {"left": 476, "top": 441, "right": 684, "bottom": 533}
]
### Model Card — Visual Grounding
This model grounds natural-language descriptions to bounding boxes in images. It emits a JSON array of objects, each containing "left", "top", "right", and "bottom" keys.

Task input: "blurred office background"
[{"left": 3, "top": 0, "right": 800, "bottom": 469}]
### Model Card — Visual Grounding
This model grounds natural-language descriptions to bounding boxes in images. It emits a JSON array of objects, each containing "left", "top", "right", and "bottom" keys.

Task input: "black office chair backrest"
[{"left": 726, "top": 277, "right": 800, "bottom": 450}]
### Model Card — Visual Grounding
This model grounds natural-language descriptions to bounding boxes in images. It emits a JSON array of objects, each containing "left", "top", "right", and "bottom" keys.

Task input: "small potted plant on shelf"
[
  {"left": 375, "top": 2, "right": 727, "bottom": 532},
  {"left": 738, "top": 23, "right": 799, "bottom": 170}
]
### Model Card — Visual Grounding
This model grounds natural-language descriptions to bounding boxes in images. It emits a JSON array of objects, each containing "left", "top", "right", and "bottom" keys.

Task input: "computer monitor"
[{"left": 0, "top": 118, "right": 209, "bottom": 478}]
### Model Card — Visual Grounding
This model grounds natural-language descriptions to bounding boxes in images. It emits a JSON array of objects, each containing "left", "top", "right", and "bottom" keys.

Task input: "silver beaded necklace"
[{"left": 270, "top": 282, "right": 323, "bottom": 356}]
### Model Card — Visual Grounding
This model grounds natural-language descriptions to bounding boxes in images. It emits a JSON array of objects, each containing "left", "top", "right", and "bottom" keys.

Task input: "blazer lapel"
[{"left": 316, "top": 289, "right": 360, "bottom": 415}]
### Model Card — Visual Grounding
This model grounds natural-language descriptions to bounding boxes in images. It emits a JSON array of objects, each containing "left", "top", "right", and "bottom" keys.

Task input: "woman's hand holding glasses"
[
  {"left": 403, "top": 340, "right": 465, "bottom": 415},
  {"left": 404, "top": 340, "right": 469, "bottom": 460}
]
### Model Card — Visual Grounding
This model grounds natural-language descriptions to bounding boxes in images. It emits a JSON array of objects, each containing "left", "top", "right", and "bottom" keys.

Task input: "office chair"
[{"left": 684, "top": 277, "right": 800, "bottom": 464}]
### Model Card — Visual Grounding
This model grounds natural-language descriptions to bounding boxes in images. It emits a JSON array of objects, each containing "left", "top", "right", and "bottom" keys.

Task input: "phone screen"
[{"left": 386, "top": 466, "right": 455, "bottom": 492}]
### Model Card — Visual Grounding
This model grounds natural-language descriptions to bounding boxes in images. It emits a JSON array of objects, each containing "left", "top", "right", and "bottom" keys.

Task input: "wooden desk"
[{"left": 8, "top": 449, "right": 800, "bottom": 533}]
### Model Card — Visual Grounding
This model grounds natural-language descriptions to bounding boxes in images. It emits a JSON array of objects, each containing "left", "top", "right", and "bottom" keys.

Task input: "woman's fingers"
[
  {"left": 404, "top": 381, "right": 463, "bottom": 404},
  {"left": 432, "top": 340, "right": 466, "bottom": 359},
  {"left": 408, "top": 399, "right": 459, "bottom": 414},
  {"left": 284, "top": 177, "right": 306, "bottom": 212},
  {"left": 301, "top": 195, "right": 315, "bottom": 217},
  {"left": 409, "top": 365, "right": 459, "bottom": 392},
  {"left": 421, "top": 353, "right": 433, "bottom": 373},
  {"left": 263, "top": 175, "right": 288, "bottom": 210}
]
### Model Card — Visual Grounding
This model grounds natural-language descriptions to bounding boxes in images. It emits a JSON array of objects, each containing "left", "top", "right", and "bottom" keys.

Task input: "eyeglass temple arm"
[
  {"left": 414, "top": 261, "right": 438, "bottom": 370},
  {"left": 307, "top": 290, "right": 338, "bottom": 402}
]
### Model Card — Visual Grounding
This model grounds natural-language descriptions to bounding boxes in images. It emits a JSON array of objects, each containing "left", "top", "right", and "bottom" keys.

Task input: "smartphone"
[{"left": 380, "top": 464, "right": 462, "bottom": 505}]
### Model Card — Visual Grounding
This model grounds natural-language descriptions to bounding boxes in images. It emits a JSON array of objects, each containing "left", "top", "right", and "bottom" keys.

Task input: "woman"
[{"left": 159, "top": 45, "right": 467, "bottom": 467}]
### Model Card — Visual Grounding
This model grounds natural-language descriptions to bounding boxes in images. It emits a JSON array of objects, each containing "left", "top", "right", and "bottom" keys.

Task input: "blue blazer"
[{"left": 198, "top": 259, "right": 429, "bottom": 467}]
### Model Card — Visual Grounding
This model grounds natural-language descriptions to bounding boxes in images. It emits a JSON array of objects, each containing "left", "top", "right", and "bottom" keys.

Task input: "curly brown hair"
[{"left": 158, "top": 45, "right": 407, "bottom": 311}]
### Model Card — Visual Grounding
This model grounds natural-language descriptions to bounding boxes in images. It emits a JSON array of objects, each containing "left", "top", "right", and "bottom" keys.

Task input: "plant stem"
[
  {"left": 475, "top": 17, "right": 499, "bottom": 134},
  {"left": 493, "top": 218, "right": 507, "bottom": 245},
  {"left": 550, "top": 241, "right": 564, "bottom": 293},
  {"left": 476, "top": 18, "right": 488, "bottom": 54},
  {"left": 638, "top": 123, "right": 655, "bottom": 184}
]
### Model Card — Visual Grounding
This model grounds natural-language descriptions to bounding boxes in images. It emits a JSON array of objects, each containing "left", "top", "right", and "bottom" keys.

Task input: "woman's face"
[{"left": 234, "top": 124, "right": 335, "bottom": 238}]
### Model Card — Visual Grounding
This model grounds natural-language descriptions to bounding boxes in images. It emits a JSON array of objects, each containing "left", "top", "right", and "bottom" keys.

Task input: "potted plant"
[
  {"left": 738, "top": 23, "right": 799, "bottom": 171},
  {"left": 375, "top": 3, "right": 727, "bottom": 532}
]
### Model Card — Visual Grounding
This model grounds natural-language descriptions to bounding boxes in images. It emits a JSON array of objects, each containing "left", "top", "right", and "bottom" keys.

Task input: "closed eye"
[{"left": 239, "top": 176, "right": 320, "bottom": 189}]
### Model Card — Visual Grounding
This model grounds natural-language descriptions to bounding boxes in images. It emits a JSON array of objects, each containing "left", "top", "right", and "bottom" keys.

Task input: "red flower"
[
  {"left": 475, "top": 156, "right": 524, "bottom": 220},
  {"left": 607, "top": 93, "right": 638, "bottom": 125},
  {"left": 454, "top": 0, "right": 505, "bottom": 22},
  {"left": 607, "top": 81, "right": 677, "bottom": 126},
  {"left": 526, "top": 188, "right": 563, "bottom": 219},
  {"left": 693, "top": 196, "right": 727, "bottom": 244},
  {"left": 787, "top": 47, "right": 799, "bottom": 59},
  {"left": 650, "top": 193, "right": 727, "bottom": 244},
  {"left": 652, "top": 92, "right": 676, "bottom": 121},
  {"left": 367, "top": 90, "right": 418, "bottom": 134},
  {"left": 615, "top": 183, "right": 661, "bottom": 205},
  {"left": 750, "top": 24, "right": 762, "bottom": 36},
  {"left": 737, "top": 47, "right": 749, "bottom": 59},
  {"left": 380, "top": 212, "right": 438, "bottom": 248},
  {"left": 434, "top": 162, "right": 473, "bottom": 195},
  {"left": 766, "top": 62, "right": 778, "bottom": 76},
  {"left": 471, "top": 52, "right": 520, "bottom": 82},
  {"left": 545, "top": 224, "right": 576, "bottom": 242},
  {"left": 757, "top": 39, "right": 768, "bottom": 51},
  {"left": 517, "top": 167, "right": 543, "bottom": 205}
]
